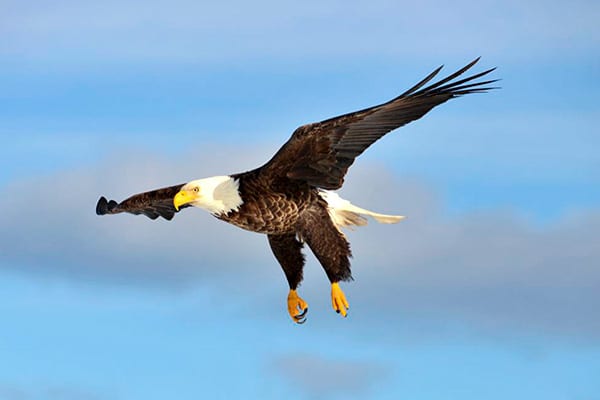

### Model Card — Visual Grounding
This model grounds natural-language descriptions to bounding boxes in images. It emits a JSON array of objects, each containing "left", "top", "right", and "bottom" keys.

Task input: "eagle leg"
[
  {"left": 298, "top": 204, "right": 353, "bottom": 318},
  {"left": 287, "top": 290, "right": 309, "bottom": 324},
  {"left": 331, "top": 282, "right": 349, "bottom": 317},
  {"left": 267, "top": 234, "right": 308, "bottom": 324}
]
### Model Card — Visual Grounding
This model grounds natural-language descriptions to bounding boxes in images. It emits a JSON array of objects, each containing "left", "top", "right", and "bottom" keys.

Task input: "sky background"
[{"left": 1, "top": 0, "right": 599, "bottom": 399}]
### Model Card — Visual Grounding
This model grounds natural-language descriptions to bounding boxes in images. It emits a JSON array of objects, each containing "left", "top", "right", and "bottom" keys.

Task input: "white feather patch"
[
  {"left": 318, "top": 190, "right": 405, "bottom": 230},
  {"left": 184, "top": 176, "right": 243, "bottom": 215}
]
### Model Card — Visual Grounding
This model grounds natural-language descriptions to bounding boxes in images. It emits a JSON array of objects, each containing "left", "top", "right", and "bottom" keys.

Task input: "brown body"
[
  {"left": 223, "top": 169, "right": 353, "bottom": 284},
  {"left": 220, "top": 169, "right": 319, "bottom": 235}
]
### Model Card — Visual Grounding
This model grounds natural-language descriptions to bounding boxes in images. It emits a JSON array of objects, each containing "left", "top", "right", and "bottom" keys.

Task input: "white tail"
[{"left": 318, "top": 190, "right": 405, "bottom": 230}]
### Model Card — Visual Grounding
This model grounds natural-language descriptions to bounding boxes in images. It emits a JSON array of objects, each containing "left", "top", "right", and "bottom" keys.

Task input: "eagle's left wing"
[{"left": 96, "top": 183, "right": 189, "bottom": 221}]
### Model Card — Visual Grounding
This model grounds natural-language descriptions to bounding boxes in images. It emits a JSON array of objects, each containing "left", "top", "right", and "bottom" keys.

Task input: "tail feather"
[
  {"left": 341, "top": 202, "right": 405, "bottom": 224},
  {"left": 371, "top": 213, "right": 405, "bottom": 224},
  {"left": 318, "top": 190, "right": 405, "bottom": 229}
]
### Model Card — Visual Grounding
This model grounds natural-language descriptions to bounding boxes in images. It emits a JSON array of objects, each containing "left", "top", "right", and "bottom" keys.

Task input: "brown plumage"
[
  {"left": 262, "top": 58, "right": 496, "bottom": 189},
  {"left": 96, "top": 59, "right": 497, "bottom": 323},
  {"left": 96, "top": 183, "right": 188, "bottom": 220}
]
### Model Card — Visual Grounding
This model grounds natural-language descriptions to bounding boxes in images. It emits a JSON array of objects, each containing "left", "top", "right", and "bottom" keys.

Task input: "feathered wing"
[
  {"left": 96, "top": 183, "right": 189, "bottom": 221},
  {"left": 260, "top": 58, "right": 497, "bottom": 189}
]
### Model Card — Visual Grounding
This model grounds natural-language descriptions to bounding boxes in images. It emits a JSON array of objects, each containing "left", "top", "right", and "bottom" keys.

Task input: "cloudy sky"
[{"left": 1, "top": 0, "right": 599, "bottom": 399}]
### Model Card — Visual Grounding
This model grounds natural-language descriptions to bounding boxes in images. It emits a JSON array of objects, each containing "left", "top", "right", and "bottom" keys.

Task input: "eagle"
[{"left": 96, "top": 58, "right": 497, "bottom": 323}]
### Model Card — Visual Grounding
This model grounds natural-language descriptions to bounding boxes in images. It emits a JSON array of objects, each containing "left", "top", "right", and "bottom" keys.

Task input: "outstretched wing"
[
  {"left": 261, "top": 58, "right": 498, "bottom": 189},
  {"left": 96, "top": 183, "right": 189, "bottom": 221}
]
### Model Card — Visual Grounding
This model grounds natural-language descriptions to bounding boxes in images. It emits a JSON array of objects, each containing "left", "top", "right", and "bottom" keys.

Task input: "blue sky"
[{"left": 1, "top": 0, "right": 599, "bottom": 399}]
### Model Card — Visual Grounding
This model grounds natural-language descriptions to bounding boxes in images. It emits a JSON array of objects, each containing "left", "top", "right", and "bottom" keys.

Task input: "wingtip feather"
[
  {"left": 96, "top": 196, "right": 118, "bottom": 216},
  {"left": 96, "top": 197, "right": 108, "bottom": 215}
]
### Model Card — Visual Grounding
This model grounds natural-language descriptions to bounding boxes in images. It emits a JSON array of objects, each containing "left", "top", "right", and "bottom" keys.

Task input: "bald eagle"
[{"left": 96, "top": 58, "right": 496, "bottom": 323}]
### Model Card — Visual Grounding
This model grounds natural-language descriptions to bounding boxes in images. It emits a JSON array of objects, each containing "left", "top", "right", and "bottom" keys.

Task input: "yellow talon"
[
  {"left": 287, "top": 290, "right": 309, "bottom": 324},
  {"left": 331, "top": 282, "right": 349, "bottom": 317}
]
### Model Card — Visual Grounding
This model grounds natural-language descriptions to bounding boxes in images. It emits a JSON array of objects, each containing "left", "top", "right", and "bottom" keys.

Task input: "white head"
[{"left": 173, "top": 175, "right": 243, "bottom": 215}]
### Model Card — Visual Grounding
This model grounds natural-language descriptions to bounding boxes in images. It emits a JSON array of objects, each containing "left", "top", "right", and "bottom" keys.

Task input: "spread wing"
[
  {"left": 96, "top": 183, "right": 189, "bottom": 221},
  {"left": 261, "top": 58, "right": 498, "bottom": 189}
]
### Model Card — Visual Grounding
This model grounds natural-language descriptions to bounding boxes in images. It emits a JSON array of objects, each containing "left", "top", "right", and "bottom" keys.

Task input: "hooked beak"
[{"left": 173, "top": 190, "right": 199, "bottom": 211}]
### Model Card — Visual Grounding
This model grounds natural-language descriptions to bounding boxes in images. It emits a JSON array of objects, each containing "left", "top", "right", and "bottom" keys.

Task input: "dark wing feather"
[
  {"left": 261, "top": 58, "right": 498, "bottom": 189},
  {"left": 96, "top": 183, "right": 189, "bottom": 221}
]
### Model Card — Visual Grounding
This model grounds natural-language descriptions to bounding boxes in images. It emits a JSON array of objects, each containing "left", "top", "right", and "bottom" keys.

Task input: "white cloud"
[
  {"left": 0, "top": 382, "right": 105, "bottom": 400},
  {"left": 269, "top": 353, "right": 388, "bottom": 399},
  {"left": 0, "top": 145, "right": 275, "bottom": 285},
  {"left": 0, "top": 149, "right": 598, "bottom": 340}
]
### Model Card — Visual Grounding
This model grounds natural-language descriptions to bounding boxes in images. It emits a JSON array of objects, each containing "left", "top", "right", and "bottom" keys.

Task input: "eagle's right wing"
[
  {"left": 96, "top": 183, "right": 189, "bottom": 221},
  {"left": 260, "top": 58, "right": 497, "bottom": 190}
]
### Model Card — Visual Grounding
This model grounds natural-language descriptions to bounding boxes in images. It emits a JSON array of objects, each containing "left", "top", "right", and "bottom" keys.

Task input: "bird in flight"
[{"left": 97, "top": 58, "right": 497, "bottom": 323}]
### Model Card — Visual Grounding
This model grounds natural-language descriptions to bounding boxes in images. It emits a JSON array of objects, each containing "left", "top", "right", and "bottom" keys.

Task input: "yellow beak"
[{"left": 173, "top": 190, "right": 199, "bottom": 211}]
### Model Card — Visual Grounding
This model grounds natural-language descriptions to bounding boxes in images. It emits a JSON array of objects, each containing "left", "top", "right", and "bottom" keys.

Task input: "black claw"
[
  {"left": 297, "top": 308, "right": 308, "bottom": 318},
  {"left": 293, "top": 308, "right": 308, "bottom": 324},
  {"left": 336, "top": 310, "right": 340, "bottom": 314}
]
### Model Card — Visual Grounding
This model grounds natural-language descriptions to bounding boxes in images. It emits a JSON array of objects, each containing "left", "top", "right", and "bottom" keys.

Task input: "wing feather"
[
  {"left": 96, "top": 183, "right": 188, "bottom": 221},
  {"left": 261, "top": 58, "right": 498, "bottom": 189}
]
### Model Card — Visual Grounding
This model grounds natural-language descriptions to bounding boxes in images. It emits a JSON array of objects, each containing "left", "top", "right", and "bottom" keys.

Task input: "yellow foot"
[
  {"left": 287, "top": 290, "right": 309, "bottom": 324},
  {"left": 331, "top": 282, "right": 349, "bottom": 317}
]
